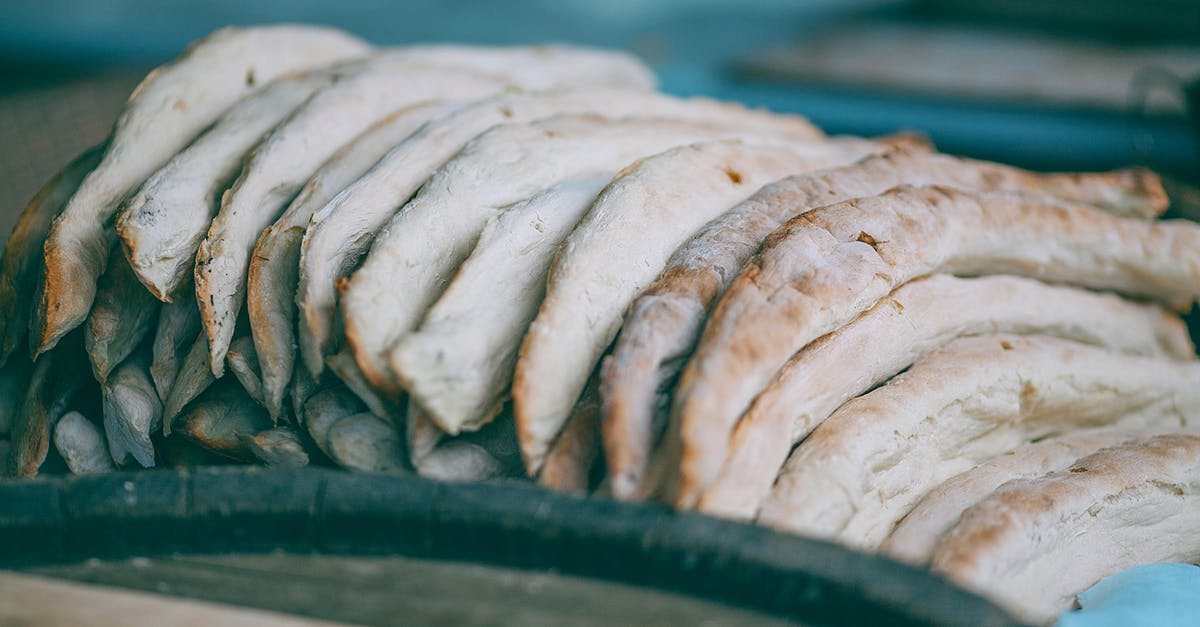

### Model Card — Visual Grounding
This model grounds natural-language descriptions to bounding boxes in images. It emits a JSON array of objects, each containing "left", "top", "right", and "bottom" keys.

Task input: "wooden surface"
[
  {"left": 0, "top": 570, "right": 344, "bottom": 626},
  {"left": 23, "top": 553, "right": 798, "bottom": 626}
]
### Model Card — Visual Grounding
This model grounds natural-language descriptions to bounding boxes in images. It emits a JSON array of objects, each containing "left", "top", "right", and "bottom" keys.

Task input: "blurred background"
[{"left": 2, "top": 0, "right": 1199, "bottom": 235}]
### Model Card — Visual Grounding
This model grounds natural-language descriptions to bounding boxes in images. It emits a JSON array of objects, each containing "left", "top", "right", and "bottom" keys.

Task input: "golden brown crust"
[
  {"left": 604, "top": 148, "right": 1172, "bottom": 502},
  {"left": 0, "top": 146, "right": 101, "bottom": 364},
  {"left": 932, "top": 434, "right": 1200, "bottom": 621},
  {"left": 668, "top": 185, "right": 1200, "bottom": 508}
]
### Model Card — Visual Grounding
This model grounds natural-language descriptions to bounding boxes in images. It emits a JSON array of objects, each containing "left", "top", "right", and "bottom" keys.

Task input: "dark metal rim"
[{"left": 0, "top": 467, "right": 1022, "bottom": 627}]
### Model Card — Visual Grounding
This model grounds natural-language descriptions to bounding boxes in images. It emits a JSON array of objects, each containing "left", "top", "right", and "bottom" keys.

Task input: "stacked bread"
[{"left": 2, "top": 24, "right": 1198, "bottom": 622}]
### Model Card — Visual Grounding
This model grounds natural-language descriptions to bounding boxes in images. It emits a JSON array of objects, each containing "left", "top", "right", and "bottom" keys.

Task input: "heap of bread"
[{"left": 2, "top": 24, "right": 1198, "bottom": 622}]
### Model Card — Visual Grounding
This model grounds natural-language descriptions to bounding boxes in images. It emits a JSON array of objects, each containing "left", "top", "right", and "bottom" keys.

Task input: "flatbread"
[
  {"left": 193, "top": 60, "right": 513, "bottom": 376},
  {"left": 694, "top": 275, "right": 1194, "bottom": 519},
  {"left": 670, "top": 185, "right": 1200, "bottom": 508},
  {"left": 247, "top": 101, "right": 453, "bottom": 420},
  {"left": 931, "top": 434, "right": 1200, "bottom": 622},
  {"left": 178, "top": 380, "right": 272, "bottom": 461},
  {"left": 600, "top": 147, "right": 1168, "bottom": 501},
  {"left": 756, "top": 335, "right": 1200, "bottom": 550},
  {"left": 391, "top": 175, "right": 612, "bottom": 434},
  {"left": 513, "top": 137, "right": 892, "bottom": 475},
  {"left": 101, "top": 355, "right": 162, "bottom": 468},
  {"left": 882, "top": 426, "right": 1183, "bottom": 566},
  {"left": 341, "top": 115, "right": 824, "bottom": 401},
  {"left": 53, "top": 411, "right": 114, "bottom": 475},
  {"left": 116, "top": 69, "right": 343, "bottom": 301},
  {"left": 0, "top": 145, "right": 101, "bottom": 364},
  {"left": 33, "top": 25, "right": 370, "bottom": 355},
  {"left": 296, "top": 87, "right": 821, "bottom": 379}
]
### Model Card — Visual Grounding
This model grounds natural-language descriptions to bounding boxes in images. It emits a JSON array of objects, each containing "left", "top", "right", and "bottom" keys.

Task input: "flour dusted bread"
[
  {"left": 116, "top": 69, "right": 343, "bottom": 301},
  {"left": 756, "top": 335, "right": 1200, "bottom": 549},
  {"left": 341, "top": 115, "right": 825, "bottom": 401},
  {"left": 695, "top": 275, "right": 1192, "bottom": 519},
  {"left": 670, "top": 185, "right": 1200, "bottom": 510},
  {"left": 391, "top": 175, "right": 611, "bottom": 434},
  {"left": 513, "top": 137, "right": 891, "bottom": 474},
  {"left": 600, "top": 148, "right": 1168, "bottom": 501},
  {"left": 882, "top": 426, "right": 1182, "bottom": 566},
  {"left": 931, "top": 434, "right": 1200, "bottom": 622},
  {"left": 296, "top": 87, "right": 819, "bottom": 378},
  {"left": 247, "top": 101, "right": 452, "bottom": 419},
  {"left": 193, "top": 58, "right": 513, "bottom": 376},
  {"left": 34, "top": 25, "right": 371, "bottom": 355}
]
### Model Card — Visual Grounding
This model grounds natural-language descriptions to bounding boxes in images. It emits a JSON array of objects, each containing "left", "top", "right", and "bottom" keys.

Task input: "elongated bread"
[
  {"left": 150, "top": 294, "right": 200, "bottom": 402},
  {"left": 327, "top": 413, "right": 405, "bottom": 473},
  {"left": 248, "top": 102, "right": 453, "bottom": 421},
  {"left": 514, "top": 138, "right": 893, "bottom": 475},
  {"left": 303, "top": 386, "right": 364, "bottom": 458},
  {"left": 243, "top": 427, "right": 309, "bottom": 468},
  {"left": 198, "top": 43, "right": 657, "bottom": 375},
  {"left": 179, "top": 380, "right": 272, "bottom": 461},
  {"left": 84, "top": 249, "right": 159, "bottom": 383},
  {"left": 539, "top": 372, "right": 604, "bottom": 493},
  {"left": 757, "top": 335, "right": 1200, "bottom": 550},
  {"left": 883, "top": 426, "right": 1182, "bottom": 566},
  {"left": 53, "top": 411, "right": 114, "bottom": 475},
  {"left": 6, "top": 334, "right": 88, "bottom": 477},
  {"left": 194, "top": 61, "right": 513, "bottom": 376},
  {"left": 162, "top": 334, "right": 216, "bottom": 434},
  {"left": 695, "top": 275, "right": 1194, "bottom": 519},
  {"left": 391, "top": 175, "right": 611, "bottom": 434},
  {"left": 101, "top": 356, "right": 162, "bottom": 468},
  {"left": 601, "top": 148, "right": 1169, "bottom": 501},
  {"left": 672, "top": 185, "right": 1200, "bottom": 508},
  {"left": 342, "top": 115, "right": 823, "bottom": 401},
  {"left": 931, "top": 434, "right": 1200, "bottom": 622},
  {"left": 33, "top": 25, "right": 370, "bottom": 356},
  {"left": 117, "top": 70, "right": 343, "bottom": 301},
  {"left": 296, "top": 88, "right": 821, "bottom": 379},
  {"left": 226, "top": 336, "right": 265, "bottom": 407},
  {"left": 0, "top": 146, "right": 101, "bottom": 364}
]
